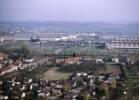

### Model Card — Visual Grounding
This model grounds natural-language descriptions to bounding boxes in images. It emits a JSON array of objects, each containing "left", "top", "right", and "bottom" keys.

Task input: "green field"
[{"left": 60, "top": 47, "right": 104, "bottom": 55}]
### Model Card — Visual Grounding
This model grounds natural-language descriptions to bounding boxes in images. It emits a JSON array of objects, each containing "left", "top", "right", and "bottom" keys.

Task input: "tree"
[{"left": 20, "top": 44, "right": 32, "bottom": 59}]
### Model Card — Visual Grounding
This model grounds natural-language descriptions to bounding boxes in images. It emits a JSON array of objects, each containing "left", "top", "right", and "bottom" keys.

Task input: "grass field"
[
  {"left": 105, "top": 64, "right": 121, "bottom": 74},
  {"left": 60, "top": 47, "right": 104, "bottom": 55},
  {"left": 42, "top": 67, "right": 71, "bottom": 80}
]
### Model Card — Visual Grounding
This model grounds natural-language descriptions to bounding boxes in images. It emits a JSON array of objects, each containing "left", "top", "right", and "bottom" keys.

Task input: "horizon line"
[{"left": 0, "top": 20, "right": 139, "bottom": 24}]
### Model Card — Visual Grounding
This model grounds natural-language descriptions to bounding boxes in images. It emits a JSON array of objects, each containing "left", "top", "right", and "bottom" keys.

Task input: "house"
[
  {"left": 96, "top": 58, "right": 104, "bottom": 64},
  {"left": 56, "top": 59, "right": 64, "bottom": 64},
  {"left": 0, "top": 53, "right": 8, "bottom": 61},
  {"left": 83, "top": 56, "right": 92, "bottom": 61},
  {"left": 65, "top": 57, "right": 81, "bottom": 64},
  {"left": 23, "top": 58, "right": 34, "bottom": 63},
  {"left": 112, "top": 58, "right": 119, "bottom": 63}
]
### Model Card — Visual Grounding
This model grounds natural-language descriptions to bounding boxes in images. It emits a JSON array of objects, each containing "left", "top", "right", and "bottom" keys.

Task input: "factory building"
[{"left": 106, "top": 37, "right": 139, "bottom": 49}]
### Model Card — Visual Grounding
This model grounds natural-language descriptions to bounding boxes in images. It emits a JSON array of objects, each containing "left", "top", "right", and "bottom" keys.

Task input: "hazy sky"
[{"left": 0, "top": 0, "right": 139, "bottom": 23}]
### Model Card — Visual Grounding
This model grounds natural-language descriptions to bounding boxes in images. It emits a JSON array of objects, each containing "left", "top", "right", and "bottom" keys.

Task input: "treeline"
[{"left": 0, "top": 44, "right": 32, "bottom": 60}]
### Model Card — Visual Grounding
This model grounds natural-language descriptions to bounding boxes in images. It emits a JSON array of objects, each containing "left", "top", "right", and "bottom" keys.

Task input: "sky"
[{"left": 0, "top": 0, "right": 139, "bottom": 23}]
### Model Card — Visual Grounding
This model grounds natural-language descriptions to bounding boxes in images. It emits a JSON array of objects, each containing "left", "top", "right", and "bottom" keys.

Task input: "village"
[
  {"left": 0, "top": 47, "right": 139, "bottom": 100},
  {"left": 0, "top": 30, "right": 139, "bottom": 100}
]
